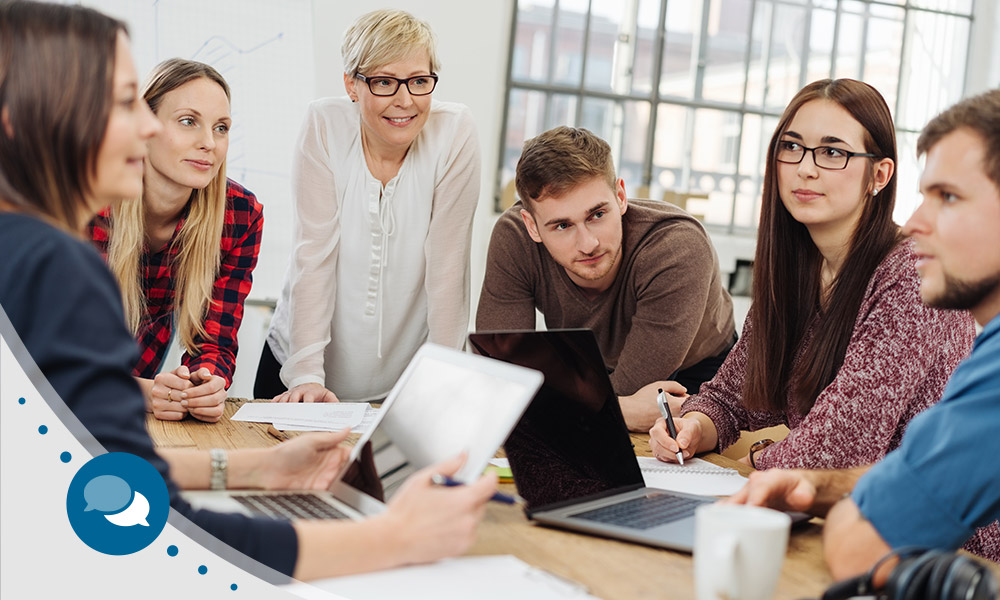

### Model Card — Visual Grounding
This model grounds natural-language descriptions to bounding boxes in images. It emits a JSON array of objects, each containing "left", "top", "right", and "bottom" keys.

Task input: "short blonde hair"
[{"left": 341, "top": 9, "right": 439, "bottom": 77}]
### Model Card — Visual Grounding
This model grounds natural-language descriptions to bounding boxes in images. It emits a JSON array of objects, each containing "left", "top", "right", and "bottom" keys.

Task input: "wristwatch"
[
  {"left": 748, "top": 438, "right": 775, "bottom": 470},
  {"left": 209, "top": 448, "right": 228, "bottom": 490}
]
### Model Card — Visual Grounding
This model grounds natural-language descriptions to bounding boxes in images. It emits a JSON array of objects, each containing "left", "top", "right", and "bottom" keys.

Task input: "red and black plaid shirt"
[{"left": 89, "top": 179, "right": 263, "bottom": 387}]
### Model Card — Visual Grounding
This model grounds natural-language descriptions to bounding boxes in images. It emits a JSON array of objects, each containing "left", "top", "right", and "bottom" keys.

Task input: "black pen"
[
  {"left": 657, "top": 388, "right": 685, "bottom": 465},
  {"left": 430, "top": 474, "right": 521, "bottom": 505}
]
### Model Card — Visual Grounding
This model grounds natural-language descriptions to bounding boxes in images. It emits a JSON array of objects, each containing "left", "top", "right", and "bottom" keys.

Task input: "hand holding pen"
[{"left": 656, "top": 388, "right": 685, "bottom": 465}]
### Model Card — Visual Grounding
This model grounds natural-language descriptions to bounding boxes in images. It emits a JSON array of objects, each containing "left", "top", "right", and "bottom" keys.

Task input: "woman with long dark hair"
[{"left": 650, "top": 79, "right": 975, "bottom": 470}]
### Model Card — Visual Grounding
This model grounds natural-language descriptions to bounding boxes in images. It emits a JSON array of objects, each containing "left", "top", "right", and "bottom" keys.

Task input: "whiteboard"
[{"left": 76, "top": 0, "right": 317, "bottom": 301}]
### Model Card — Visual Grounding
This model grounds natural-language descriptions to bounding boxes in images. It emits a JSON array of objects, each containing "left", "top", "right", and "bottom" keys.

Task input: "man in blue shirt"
[{"left": 726, "top": 89, "right": 1000, "bottom": 579}]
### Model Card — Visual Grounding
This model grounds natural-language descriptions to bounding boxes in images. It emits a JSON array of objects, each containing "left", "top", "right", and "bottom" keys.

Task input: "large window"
[{"left": 498, "top": 0, "right": 974, "bottom": 233}]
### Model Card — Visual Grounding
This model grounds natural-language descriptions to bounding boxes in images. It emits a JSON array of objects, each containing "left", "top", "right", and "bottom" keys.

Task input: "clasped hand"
[{"left": 150, "top": 365, "right": 227, "bottom": 422}]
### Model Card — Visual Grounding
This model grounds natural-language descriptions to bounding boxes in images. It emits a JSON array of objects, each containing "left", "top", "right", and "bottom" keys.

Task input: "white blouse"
[{"left": 266, "top": 96, "right": 481, "bottom": 401}]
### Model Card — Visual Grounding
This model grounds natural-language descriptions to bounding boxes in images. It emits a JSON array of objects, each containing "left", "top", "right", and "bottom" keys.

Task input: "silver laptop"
[
  {"left": 183, "top": 343, "right": 544, "bottom": 520},
  {"left": 469, "top": 329, "right": 716, "bottom": 553}
]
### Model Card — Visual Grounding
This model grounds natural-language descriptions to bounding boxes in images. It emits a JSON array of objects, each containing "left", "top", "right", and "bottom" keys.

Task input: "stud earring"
[{"left": 872, "top": 188, "right": 879, "bottom": 196}]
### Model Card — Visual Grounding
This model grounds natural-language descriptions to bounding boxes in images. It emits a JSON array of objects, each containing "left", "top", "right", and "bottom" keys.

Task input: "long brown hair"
[
  {"left": 744, "top": 79, "right": 902, "bottom": 415},
  {"left": 106, "top": 58, "right": 230, "bottom": 354},
  {"left": 0, "top": 1, "right": 125, "bottom": 230}
]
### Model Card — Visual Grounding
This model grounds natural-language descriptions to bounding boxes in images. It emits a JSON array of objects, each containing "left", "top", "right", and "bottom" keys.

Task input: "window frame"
[{"left": 496, "top": 0, "right": 976, "bottom": 235}]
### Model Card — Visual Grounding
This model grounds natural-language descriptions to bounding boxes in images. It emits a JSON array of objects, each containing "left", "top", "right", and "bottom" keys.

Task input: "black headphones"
[{"left": 821, "top": 547, "right": 998, "bottom": 600}]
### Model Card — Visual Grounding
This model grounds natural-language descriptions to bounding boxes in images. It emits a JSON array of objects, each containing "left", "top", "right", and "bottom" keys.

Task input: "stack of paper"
[
  {"left": 637, "top": 456, "right": 748, "bottom": 496},
  {"left": 231, "top": 402, "right": 380, "bottom": 435}
]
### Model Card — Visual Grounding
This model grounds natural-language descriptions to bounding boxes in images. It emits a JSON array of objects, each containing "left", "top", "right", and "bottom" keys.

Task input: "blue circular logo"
[{"left": 66, "top": 453, "right": 170, "bottom": 555}]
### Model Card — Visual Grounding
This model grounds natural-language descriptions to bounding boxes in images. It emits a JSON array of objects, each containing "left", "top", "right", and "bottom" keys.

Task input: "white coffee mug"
[{"left": 694, "top": 503, "right": 792, "bottom": 600}]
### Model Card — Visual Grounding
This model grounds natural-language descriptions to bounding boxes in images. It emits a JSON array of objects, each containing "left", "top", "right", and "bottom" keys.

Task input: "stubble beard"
[
  {"left": 925, "top": 271, "right": 1000, "bottom": 311},
  {"left": 571, "top": 243, "right": 622, "bottom": 282}
]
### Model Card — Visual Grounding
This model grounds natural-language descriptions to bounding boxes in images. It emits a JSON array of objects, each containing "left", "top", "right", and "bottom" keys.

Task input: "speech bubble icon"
[
  {"left": 83, "top": 475, "right": 132, "bottom": 513},
  {"left": 104, "top": 491, "right": 150, "bottom": 527}
]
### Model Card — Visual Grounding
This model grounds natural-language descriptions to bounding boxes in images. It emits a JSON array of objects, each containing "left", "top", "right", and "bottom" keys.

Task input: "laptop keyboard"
[
  {"left": 570, "top": 493, "right": 707, "bottom": 530},
  {"left": 232, "top": 494, "right": 350, "bottom": 520}
]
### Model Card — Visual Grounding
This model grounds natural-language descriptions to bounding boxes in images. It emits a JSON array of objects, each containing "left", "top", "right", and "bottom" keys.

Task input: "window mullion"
[
  {"left": 574, "top": 0, "right": 595, "bottom": 126},
  {"left": 730, "top": 0, "right": 760, "bottom": 235},
  {"left": 857, "top": 1, "right": 871, "bottom": 81},
  {"left": 829, "top": 0, "right": 841, "bottom": 79},
  {"left": 798, "top": 1, "right": 812, "bottom": 89},
  {"left": 642, "top": 0, "right": 670, "bottom": 192}
]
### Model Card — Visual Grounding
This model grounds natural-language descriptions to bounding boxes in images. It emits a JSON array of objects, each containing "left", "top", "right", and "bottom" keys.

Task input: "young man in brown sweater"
[{"left": 477, "top": 126, "right": 736, "bottom": 431}]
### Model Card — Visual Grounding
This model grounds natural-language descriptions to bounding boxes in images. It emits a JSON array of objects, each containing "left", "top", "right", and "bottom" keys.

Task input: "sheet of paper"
[
  {"left": 272, "top": 405, "right": 380, "bottom": 435},
  {"left": 231, "top": 402, "right": 368, "bottom": 431},
  {"left": 284, "top": 555, "right": 599, "bottom": 600},
  {"left": 637, "top": 456, "right": 748, "bottom": 496}
]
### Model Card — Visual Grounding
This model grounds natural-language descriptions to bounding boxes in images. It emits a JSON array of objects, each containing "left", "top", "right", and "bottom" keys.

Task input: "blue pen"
[
  {"left": 657, "top": 388, "right": 685, "bottom": 465},
  {"left": 430, "top": 474, "right": 521, "bottom": 505}
]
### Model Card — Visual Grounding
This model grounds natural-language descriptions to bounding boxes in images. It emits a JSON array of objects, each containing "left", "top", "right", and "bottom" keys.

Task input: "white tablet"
[{"left": 348, "top": 342, "right": 544, "bottom": 484}]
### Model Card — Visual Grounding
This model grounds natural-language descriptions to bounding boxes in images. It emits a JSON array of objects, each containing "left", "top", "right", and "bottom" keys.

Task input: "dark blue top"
[
  {"left": 854, "top": 313, "right": 1000, "bottom": 552},
  {"left": 0, "top": 212, "right": 297, "bottom": 576}
]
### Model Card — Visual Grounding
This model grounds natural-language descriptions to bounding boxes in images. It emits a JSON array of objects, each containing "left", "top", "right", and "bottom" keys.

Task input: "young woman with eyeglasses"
[
  {"left": 256, "top": 9, "right": 481, "bottom": 404},
  {"left": 650, "top": 79, "right": 976, "bottom": 470}
]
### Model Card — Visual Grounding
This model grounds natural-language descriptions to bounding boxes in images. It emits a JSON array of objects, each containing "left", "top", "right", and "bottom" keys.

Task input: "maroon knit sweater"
[{"left": 681, "top": 239, "right": 976, "bottom": 470}]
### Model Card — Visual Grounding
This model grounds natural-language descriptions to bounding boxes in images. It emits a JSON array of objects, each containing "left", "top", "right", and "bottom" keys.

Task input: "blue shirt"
[
  {"left": 0, "top": 213, "right": 297, "bottom": 577},
  {"left": 853, "top": 313, "right": 1000, "bottom": 551}
]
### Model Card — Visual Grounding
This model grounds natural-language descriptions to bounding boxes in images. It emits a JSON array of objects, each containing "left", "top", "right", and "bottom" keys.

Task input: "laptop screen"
[{"left": 468, "top": 330, "right": 645, "bottom": 510}]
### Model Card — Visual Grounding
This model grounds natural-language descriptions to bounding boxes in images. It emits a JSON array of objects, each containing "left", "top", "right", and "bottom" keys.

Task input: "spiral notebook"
[{"left": 637, "top": 457, "right": 747, "bottom": 497}]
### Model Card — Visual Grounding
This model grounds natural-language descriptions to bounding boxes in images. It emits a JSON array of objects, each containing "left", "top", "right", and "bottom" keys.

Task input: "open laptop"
[
  {"left": 183, "top": 342, "right": 543, "bottom": 520},
  {"left": 468, "top": 329, "right": 723, "bottom": 553}
]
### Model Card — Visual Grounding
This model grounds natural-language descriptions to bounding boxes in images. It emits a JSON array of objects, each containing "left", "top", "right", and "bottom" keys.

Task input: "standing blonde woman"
[
  {"left": 90, "top": 58, "right": 262, "bottom": 422},
  {"left": 258, "top": 9, "right": 481, "bottom": 403}
]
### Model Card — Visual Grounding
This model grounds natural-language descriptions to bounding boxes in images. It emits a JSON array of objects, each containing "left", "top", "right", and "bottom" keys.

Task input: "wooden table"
[{"left": 148, "top": 399, "right": 834, "bottom": 599}]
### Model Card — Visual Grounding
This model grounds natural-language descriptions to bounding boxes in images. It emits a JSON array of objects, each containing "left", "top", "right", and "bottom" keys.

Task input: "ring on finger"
[{"left": 167, "top": 389, "right": 173, "bottom": 402}]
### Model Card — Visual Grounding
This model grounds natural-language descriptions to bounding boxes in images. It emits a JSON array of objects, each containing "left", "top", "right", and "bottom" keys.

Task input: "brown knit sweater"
[{"left": 477, "top": 199, "right": 736, "bottom": 395}]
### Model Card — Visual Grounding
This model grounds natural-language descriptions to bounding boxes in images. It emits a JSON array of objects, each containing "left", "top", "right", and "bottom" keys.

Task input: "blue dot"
[
  {"left": 60, "top": 452, "right": 72, "bottom": 463},
  {"left": 38, "top": 425, "right": 48, "bottom": 435},
  {"left": 167, "top": 545, "right": 178, "bottom": 557},
  {"left": 230, "top": 584, "right": 238, "bottom": 591},
  {"left": 18, "top": 397, "right": 25, "bottom": 405},
  {"left": 198, "top": 565, "right": 208, "bottom": 575}
]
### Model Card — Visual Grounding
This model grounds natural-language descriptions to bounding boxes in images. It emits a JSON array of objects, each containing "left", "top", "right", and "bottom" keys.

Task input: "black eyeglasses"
[
  {"left": 776, "top": 140, "right": 877, "bottom": 170},
  {"left": 355, "top": 73, "right": 439, "bottom": 97}
]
